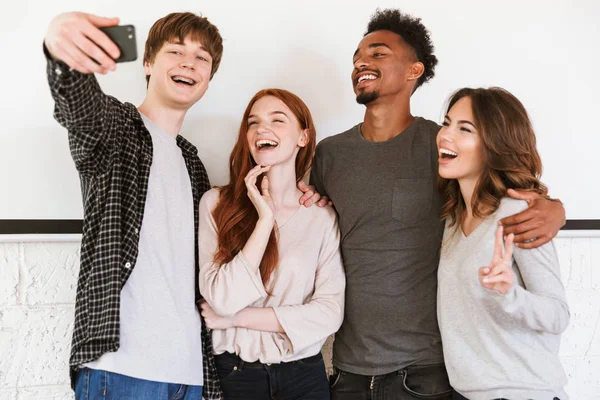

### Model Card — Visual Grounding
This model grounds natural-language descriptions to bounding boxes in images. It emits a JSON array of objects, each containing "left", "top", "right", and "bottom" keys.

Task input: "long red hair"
[{"left": 211, "top": 89, "right": 317, "bottom": 286}]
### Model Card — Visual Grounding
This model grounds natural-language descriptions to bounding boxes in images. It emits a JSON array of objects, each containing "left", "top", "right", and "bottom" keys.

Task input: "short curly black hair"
[{"left": 365, "top": 8, "right": 438, "bottom": 92}]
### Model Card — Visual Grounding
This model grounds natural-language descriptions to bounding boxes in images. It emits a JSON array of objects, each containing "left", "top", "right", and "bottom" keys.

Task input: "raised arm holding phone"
[
  {"left": 44, "top": 11, "right": 224, "bottom": 400},
  {"left": 45, "top": 12, "right": 122, "bottom": 73}
]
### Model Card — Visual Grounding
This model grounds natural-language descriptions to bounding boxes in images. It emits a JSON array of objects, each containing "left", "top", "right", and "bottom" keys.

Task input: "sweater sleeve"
[
  {"left": 198, "top": 190, "right": 268, "bottom": 317},
  {"left": 490, "top": 200, "right": 570, "bottom": 334},
  {"left": 272, "top": 211, "right": 345, "bottom": 353}
]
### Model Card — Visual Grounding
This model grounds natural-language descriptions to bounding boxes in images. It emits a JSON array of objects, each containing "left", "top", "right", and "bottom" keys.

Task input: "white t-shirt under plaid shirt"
[{"left": 44, "top": 44, "right": 222, "bottom": 398}]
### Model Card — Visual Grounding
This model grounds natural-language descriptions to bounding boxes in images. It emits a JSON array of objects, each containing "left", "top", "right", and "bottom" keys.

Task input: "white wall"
[
  {"left": 0, "top": 234, "right": 599, "bottom": 399},
  {"left": 0, "top": 0, "right": 599, "bottom": 220},
  {"left": 1, "top": 1, "right": 599, "bottom": 397}
]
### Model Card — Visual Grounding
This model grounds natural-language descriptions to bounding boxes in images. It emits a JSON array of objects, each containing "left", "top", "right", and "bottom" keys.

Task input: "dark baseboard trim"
[
  {"left": 1, "top": 219, "right": 600, "bottom": 234},
  {"left": 562, "top": 220, "right": 600, "bottom": 230},
  {"left": 0, "top": 220, "right": 83, "bottom": 234}
]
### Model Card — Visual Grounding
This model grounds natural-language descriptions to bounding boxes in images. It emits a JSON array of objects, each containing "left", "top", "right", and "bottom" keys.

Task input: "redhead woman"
[{"left": 198, "top": 89, "right": 345, "bottom": 400}]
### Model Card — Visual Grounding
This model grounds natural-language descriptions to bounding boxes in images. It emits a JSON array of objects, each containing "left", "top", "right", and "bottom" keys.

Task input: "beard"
[{"left": 356, "top": 90, "right": 379, "bottom": 105}]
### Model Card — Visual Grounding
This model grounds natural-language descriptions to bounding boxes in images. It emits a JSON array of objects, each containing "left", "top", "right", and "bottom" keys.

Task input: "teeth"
[
  {"left": 358, "top": 74, "right": 377, "bottom": 83},
  {"left": 440, "top": 148, "right": 458, "bottom": 157},
  {"left": 257, "top": 139, "right": 278, "bottom": 149},
  {"left": 172, "top": 76, "right": 195, "bottom": 85}
]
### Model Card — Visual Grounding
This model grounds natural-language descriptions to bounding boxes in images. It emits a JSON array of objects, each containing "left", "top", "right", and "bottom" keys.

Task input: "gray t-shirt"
[
  {"left": 438, "top": 198, "right": 569, "bottom": 400},
  {"left": 310, "top": 117, "right": 444, "bottom": 375},
  {"left": 86, "top": 114, "right": 204, "bottom": 385}
]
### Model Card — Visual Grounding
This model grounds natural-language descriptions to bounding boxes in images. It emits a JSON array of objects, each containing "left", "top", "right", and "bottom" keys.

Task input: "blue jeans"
[
  {"left": 74, "top": 368, "right": 203, "bottom": 400},
  {"left": 215, "top": 351, "right": 330, "bottom": 399}
]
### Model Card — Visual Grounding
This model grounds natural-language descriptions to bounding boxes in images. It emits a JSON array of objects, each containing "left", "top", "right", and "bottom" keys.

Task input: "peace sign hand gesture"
[{"left": 479, "top": 226, "right": 515, "bottom": 295}]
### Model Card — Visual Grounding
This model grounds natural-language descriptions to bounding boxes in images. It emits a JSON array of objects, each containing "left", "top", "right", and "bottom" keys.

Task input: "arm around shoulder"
[{"left": 500, "top": 189, "right": 566, "bottom": 248}]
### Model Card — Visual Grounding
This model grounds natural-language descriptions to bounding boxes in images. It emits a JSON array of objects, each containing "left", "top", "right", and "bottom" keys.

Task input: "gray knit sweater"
[{"left": 437, "top": 198, "right": 570, "bottom": 400}]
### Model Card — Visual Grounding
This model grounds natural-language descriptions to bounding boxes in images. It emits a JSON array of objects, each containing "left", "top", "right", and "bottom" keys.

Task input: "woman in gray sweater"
[{"left": 436, "top": 87, "right": 570, "bottom": 400}]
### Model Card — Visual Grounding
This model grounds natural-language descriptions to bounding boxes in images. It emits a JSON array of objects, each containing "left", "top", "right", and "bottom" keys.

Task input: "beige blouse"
[{"left": 198, "top": 188, "right": 345, "bottom": 364}]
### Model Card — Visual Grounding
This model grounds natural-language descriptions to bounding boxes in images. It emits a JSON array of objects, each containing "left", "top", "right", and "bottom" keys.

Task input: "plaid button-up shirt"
[{"left": 45, "top": 46, "right": 222, "bottom": 399}]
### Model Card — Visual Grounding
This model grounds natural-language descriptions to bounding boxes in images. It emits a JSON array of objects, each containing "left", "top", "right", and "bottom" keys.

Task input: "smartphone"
[{"left": 99, "top": 25, "right": 138, "bottom": 63}]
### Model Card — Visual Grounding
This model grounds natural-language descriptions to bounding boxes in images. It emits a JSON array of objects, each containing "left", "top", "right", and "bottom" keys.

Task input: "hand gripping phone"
[{"left": 99, "top": 25, "right": 138, "bottom": 63}]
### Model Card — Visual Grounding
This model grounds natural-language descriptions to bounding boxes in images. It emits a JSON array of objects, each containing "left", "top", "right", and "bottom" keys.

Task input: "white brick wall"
[
  {"left": 0, "top": 242, "right": 79, "bottom": 399},
  {"left": 0, "top": 237, "right": 598, "bottom": 399}
]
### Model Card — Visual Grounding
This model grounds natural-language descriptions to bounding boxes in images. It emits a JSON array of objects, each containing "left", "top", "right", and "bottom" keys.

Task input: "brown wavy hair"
[
  {"left": 211, "top": 89, "right": 317, "bottom": 286},
  {"left": 439, "top": 87, "right": 549, "bottom": 227}
]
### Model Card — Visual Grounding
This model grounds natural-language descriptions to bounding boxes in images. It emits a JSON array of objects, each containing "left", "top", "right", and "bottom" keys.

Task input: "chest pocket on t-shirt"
[{"left": 391, "top": 178, "right": 433, "bottom": 227}]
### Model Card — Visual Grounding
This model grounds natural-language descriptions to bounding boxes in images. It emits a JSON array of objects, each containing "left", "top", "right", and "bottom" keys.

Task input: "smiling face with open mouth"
[
  {"left": 144, "top": 35, "right": 213, "bottom": 109},
  {"left": 437, "top": 96, "right": 485, "bottom": 184},
  {"left": 246, "top": 95, "right": 308, "bottom": 168},
  {"left": 351, "top": 30, "right": 420, "bottom": 105}
]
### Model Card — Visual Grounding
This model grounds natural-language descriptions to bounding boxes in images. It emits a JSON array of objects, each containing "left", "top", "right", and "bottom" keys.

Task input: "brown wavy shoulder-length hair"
[
  {"left": 439, "top": 87, "right": 549, "bottom": 227},
  {"left": 211, "top": 89, "right": 317, "bottom": 286}
]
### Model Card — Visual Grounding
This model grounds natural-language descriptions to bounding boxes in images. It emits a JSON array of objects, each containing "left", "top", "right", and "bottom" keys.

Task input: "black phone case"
[{"left": 99, "top": 25, "right": 137, "bottom": 63}]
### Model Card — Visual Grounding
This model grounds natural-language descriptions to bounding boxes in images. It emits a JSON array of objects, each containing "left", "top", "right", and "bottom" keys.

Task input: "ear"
[
  {"left": 297, "top": 129, "right": 309, "bottom": 147},
  {"left": 407, "top": 61, "right": 425, "bottom": 83},
  {"left": 144, "top": 60, "right": 152, "bottom": 76}
]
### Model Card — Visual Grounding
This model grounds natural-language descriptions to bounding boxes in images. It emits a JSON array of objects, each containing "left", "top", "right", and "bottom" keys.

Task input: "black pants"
[
  {"left": 452, "top": 389, "right": 561, "bottom": 400},
  {"left": 329, "top": 363, "right": 452, "bottom": 400},
  {"left": 214, "top": 351, "right": 330, "bottom": 400}
]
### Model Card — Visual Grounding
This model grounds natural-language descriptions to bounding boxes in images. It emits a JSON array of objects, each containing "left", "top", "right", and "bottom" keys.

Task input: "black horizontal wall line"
[
  {"left": 562, "top": 220, "right": 600, "bottom": 230},
  {"left": 1, "top": 219, "right": 600, "bottom": 234},
  {"left": 0, "top": 220, "right": 83, "bottom": 234}
]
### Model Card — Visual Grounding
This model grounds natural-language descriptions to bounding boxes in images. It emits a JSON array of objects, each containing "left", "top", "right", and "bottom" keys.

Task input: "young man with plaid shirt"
[{"left": 44, "top": 11, "right": 224, "bottom": 399}]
